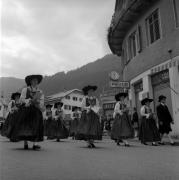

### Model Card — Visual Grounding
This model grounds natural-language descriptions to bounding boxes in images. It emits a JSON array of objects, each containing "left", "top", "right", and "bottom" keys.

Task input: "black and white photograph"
[{"left": 0, "top": 0, "right": 179, "bottom": 180}]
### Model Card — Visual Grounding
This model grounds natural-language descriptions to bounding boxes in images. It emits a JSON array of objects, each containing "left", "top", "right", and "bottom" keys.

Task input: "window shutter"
[
  {"left": 126, "top": 38, "right": 131, "bottom": 62},
  {"left": 136, "top": 25, "right": 142, "bottom": 53}
]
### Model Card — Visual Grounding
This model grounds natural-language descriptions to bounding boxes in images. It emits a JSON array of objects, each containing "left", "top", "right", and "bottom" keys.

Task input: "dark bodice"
[
  {"left": 11, "top": 101, "right": 21, "bottom": 109},
  {"left": 119, "top": 103, "right": 126, "bottom": 110},
  {"left": 55, "top": 110, "right": 63, "bottom": 116},
  {"left": 26, "top": 88, "right": 35, "bottom": 99},
  {"left": 46, "top": 111, "right": 52, "bottom": 116},
  {"left": 86, "top": 97, "right": 96, "bottom": 106},
  {"left": 73, "top": 112, "right": 80, "bottom": 118}
]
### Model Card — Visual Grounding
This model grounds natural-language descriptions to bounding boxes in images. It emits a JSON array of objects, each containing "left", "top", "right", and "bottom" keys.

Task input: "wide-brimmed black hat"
[
  {"left": 115, "top": 92, "right": 128, "bottom": 101},
  {"left": 82, "top": 85, "right": 98, "bottom": 95},
  {"left": 141, "top": 98, "right": 153, "bottom": 105},
  {"left": 11, "top": 92, "right": 21, "bottom": 100},
  {"left": 46, "top": 104, "right": 53, "bottom": 108},
  {"left": 25, "top": 74, "right": 43, "bottom": 86},
  {"left": 158, "top": 95, "right": 166, "bottom": 102},
  {"left": 54, "top": 101, "right": 63, "bottom": 108}
]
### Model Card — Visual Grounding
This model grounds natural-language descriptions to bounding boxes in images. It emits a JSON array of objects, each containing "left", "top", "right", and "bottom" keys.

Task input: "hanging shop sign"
[
  {"left": 110, "top": 81, "right": 130, "bottom": 89},
  {"left": 103, "top": 103, "right": 116, "bottom": 110}
]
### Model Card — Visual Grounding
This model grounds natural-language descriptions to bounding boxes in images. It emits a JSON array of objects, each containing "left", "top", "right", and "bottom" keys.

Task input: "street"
[{"left": 0, "top": 136, "right": 179, "bottom": 180}]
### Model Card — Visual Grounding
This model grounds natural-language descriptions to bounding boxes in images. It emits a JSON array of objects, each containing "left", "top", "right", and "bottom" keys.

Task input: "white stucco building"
[{"left": 45, "top": 89, "right": 84, "bottom": 120}]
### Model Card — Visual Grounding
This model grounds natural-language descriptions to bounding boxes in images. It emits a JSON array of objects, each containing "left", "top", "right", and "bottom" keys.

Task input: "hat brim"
[
  {"left": 54, "top": 102, "right": 63, "bottom": 108},
  {"left": 158, "top": 95, "right": 166, "bottom": 102},
  {"left": 82, "top": 85, "right": 98, "bottom": 95},
  {"left": 11, "top": 92, "right": 21, "bottom": 100},
  {"left": 25, "top": 75, "right": 43, "bottom": 86},
  {"left": 46, "top": 104, "right": 53, "bottom": 108},
  {"left": 141, "top": 98, "right": 153, "bottom": 105},
  {"left": 115, "top": 92, "right": 128, "bottom": 101}
]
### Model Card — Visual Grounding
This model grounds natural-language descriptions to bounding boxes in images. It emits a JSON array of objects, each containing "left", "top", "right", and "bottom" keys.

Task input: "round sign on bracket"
[{"left": 109, "top": 71, "right": 120, "bottom": 81}]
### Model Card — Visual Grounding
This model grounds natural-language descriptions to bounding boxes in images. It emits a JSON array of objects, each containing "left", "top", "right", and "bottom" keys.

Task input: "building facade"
[
  {"left": 108, "top": 0, "right": 179, "bottom": 135},
  {"left": 45, "top": 89, "right": 84, "bottom": 120},
  {"left": 100, "top": 89, "right": 117, "bottom": 119}
]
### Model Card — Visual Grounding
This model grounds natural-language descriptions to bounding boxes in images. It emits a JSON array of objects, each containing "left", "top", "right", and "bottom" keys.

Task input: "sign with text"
[{"left": 110, "top": 81, "right": 130, "bottom": 89}]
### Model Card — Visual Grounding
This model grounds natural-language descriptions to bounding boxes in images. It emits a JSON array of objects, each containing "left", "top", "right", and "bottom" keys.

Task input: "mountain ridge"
[{"left": 0, "top": 54, "right": 122, "bottom": 100}]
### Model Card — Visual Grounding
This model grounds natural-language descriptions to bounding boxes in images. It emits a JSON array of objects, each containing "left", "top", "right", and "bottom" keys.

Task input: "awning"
[{"left": 151, "top": 59, "right": 179, "bottom": 74}]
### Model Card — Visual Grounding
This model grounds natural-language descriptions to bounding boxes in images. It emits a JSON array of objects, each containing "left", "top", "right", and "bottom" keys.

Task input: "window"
[
  {"left": 64, "top": 105, "right": 71, "bottom": 110},
  {"left": 65, "top": 95, "right": 70, "bottom": 100},
  {"left": 172, "top": 0, "right": 179, "bottom": 27},
  {"left": 64, "top": 105, "right": 67, "bottom": 110},
  {"left": 79, "top": 98, "right": 83, "bottom": 102},
  {"left": 126, "top": 25, "right": 142, "bottom": 62},
  {"left": 146, "top": 9, "right": 161, "bottom": 44},
  {"left": 73, "top": 97, "right": 78, "bottom": 101},
  {"left": 128, "top": 31, "right": 137, "bottom": 59}
]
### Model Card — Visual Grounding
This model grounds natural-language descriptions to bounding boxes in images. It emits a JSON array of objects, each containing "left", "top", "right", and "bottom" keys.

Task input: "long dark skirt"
[
  {"left": 69, "top": 118, "right": 79, "bottom": 137},
  {"left": 139, "top": 117, "right": 160, "bottom": 143},
  {"left": 1, "top": 115, "right": 10, "bottom": 137},
  {"left": 10, "top": 105, "right": 44, "bottom": 142},
  {"left": 111, "top": 113, "right": 134, "bottom": 140},
  {"left": 46, "top": 118, "right": 69, "bottom": 139},
  {"left": 44, "top": 118, "right": 53, "bottom": 137},
  {"left": 75, "top": 110, "right": 102, "bottom": 140},
  {"left": 1, "top": 112, "right": 17, "bottom": 139}
]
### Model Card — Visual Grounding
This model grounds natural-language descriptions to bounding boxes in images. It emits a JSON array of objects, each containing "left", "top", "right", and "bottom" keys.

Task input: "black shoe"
[
  {"left": 117, "top": 142, "right": 120, "bottom": 146},
  {"left": 152, "top": 143, "right": 158, "bottom": 146},
  {"left": 170, "top": 142, "right": 175, "bottom": 146},
  {"left": 87, "top": 144, "right": 92, "bottom": 148},
  {"left": 158, "top": 142, "right": 165, "bottom": 145},
  {"left": 91, "top": 143, "right": 96, "bottom": 148},
  {"left": 24, "top": 144, "right": 28, "bottom": 150},
  {"left": 33, "top": 145, "right": 41, "bottom": 150},
  {"left": 125, "top": 144, "right": 130, "bottom": 147},
  {"left": 56, "top": 139, "right": 60, "bottom": 142},
  {"left": 142, "top": 142, "right": 148, "bottom": 145}
]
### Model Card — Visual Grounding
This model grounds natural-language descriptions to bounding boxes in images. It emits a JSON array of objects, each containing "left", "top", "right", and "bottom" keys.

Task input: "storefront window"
[{"left": 151, "top": 70, "right": 169, "bottom": 85}]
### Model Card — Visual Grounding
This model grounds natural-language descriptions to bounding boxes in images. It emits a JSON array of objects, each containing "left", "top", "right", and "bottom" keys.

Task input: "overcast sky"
[{"left": 1, "top": 0, "right": 115, "bottom": 78}]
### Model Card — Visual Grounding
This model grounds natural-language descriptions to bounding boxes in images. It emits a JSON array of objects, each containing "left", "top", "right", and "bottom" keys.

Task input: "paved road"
[{"left": 0, "top": 136, "right": 179, "bottom": 180}]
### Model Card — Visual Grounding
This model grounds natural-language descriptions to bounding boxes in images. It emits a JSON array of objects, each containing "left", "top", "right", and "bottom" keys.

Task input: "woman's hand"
[{"left": 25, "top": 98, "right": 31, "bottom": 107}]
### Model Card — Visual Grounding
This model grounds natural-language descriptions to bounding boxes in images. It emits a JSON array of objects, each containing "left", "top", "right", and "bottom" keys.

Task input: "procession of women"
[{"left": 0, "top": 74, "right": 175, "bottom": 150}]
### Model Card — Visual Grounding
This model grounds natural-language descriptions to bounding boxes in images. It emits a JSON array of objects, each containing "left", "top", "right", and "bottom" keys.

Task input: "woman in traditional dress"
[
  {"left": 43, "top": 104, "right": 53, "bottom": 139},
  {"left": 53, "top": 102, "right": 69, "bottom": 142},
  {"left": 69, "top": 106, "right": 81, "bottom": 139},
  {"left": 76, "top": 85, "right": 102, "bottom": 148},
  {"left": 1, "top": 92, "right": 21, "bottom": 141},
  {"left": 111, "top": 92, "right": 134, "bottom": 146},
  {"left": 139, "top": 98, "right": 160, "bottom": 146},
  {"left": 156, "top": 95, "right": 175, "bottom": 145},
  {"left": 10, "top": 75, "right": 44, "bottom": 150}
]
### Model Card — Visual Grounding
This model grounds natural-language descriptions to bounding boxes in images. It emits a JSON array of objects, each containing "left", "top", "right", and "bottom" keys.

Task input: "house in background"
[
  {"left": 45, "top": 89, "right": 84, "bottom": 120},
  {"left": 0, "top": 96, "right": 8, "bottom": 126},
  {"left": 108, "top": 0, "right": 179, "bottom": 135}
]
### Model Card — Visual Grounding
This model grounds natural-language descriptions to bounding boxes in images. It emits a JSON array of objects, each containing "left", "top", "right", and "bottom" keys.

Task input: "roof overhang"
[{"left": 108, "top": 0, "right": 159, "bottom": 56}]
